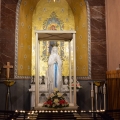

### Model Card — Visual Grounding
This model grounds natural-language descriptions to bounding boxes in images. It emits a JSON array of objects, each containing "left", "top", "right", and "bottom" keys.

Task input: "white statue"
[{"left": 47, "top": 46, "right": 62, "bottom": 92}]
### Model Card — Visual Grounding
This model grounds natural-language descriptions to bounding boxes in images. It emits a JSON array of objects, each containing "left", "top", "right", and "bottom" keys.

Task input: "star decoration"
[
  {"left": 20, "top": 65, "right": 23, "bottom": 70},
  {"left": 43, "top": 8, "right": 47, "bottom": 12},
  {"left": 21, "top": 22, "right": 24, "bottom": 27},
  {"left": 61, "top": 8, "right": 64, "bottom": 12},
  {"left": 24, "top": 54, "right": 27, "bottom": 60}
]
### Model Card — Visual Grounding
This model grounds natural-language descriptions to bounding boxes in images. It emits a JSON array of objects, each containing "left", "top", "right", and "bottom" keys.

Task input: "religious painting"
[{"left": 43, "top": 12, "right": 64, "bottom": 30}]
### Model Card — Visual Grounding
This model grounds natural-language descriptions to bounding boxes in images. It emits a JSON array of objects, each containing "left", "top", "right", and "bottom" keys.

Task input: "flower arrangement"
[
  {"left": 68, "top": 80, "right": 82, "bottom": 89},
  {"left": 43, "top": 88, "right": 69, "bottom": 108}
]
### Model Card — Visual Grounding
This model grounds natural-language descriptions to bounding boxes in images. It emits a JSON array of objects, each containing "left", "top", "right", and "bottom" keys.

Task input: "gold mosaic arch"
[
  {"left": 15, "top": 0, "right": 91, "bottom": 79},
  {"left": 32, "top": 0, "right": 75, "bottom": 76}
]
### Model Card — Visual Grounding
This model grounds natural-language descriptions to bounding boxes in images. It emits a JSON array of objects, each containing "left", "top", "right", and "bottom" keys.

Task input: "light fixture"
[{"left": 54, "top": 0, "right": 55, "bottom": 2}]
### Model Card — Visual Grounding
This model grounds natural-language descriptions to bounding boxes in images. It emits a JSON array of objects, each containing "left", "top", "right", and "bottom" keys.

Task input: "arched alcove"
[
  {"left": 14, "top": 0, "right": 91, "bottom": 79},
  {"left": 32, "top": 0, "right": 75, "bottom": 76}
]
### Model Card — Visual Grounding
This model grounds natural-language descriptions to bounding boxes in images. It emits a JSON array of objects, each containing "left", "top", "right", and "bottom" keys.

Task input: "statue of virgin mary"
[{"left": 47, "top": 46, "right": 62, "bottom": 92}]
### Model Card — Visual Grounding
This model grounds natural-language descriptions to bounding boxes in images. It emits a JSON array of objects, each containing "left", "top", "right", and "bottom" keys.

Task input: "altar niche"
[{"left": 34, "top": 30, "right": 76, "bottom": 109}]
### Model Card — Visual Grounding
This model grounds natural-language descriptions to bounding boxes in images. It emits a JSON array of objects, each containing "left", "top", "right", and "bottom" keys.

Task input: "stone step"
[{"left": 0, "top": 111, "right": 108, "bottom": 120}]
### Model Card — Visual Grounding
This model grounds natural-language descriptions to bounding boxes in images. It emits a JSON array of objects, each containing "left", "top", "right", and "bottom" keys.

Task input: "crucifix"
[
  {"left": 3, "top": 62, "right": 14, "bottom": 111},
  {"left": 3, "top": 62, "right": 13, "bottom": 79}
]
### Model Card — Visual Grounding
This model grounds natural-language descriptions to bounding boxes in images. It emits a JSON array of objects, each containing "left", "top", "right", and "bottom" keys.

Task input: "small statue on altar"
[
  {"left": 47, "top": 46, "right": 62, "bottom": 92},
  {"left": 64, "top": 76, "right": 68, "bottom": 85}
]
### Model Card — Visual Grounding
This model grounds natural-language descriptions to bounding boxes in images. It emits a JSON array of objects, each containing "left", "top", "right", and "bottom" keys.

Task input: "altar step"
[
  {"left": 0, "top": 112, "right": 76, "bottom": 120},
  {"left": 37, "top": 112, "right": 76, "bottom": 119},
  {"left": 0, "top": 110, "right": 111, "bottom": 120},
  {"left": 74, "top": 113, "right": 102, "bottom": 120}
]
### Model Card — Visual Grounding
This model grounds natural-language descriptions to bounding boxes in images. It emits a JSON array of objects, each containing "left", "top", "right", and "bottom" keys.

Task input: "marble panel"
[
  {"left": 88, "top": 0, "right": 105, "bottom": 6},
  {"left": 92, "top": 62, "right": 106, "bottom": 71},
  {"left": 91, "top": 64, "right": 106, "bottom": 80},
  {"left": 1, "top": 4, "right": 16, "bottom": 17},
  {"left": 91, "top": 55, "right": 107, "bottom": 79},
  {"left": 0, "top": 29, "right": 15, "bottom": 40},
  {"left": 4, "top": 4, "right": 17, "bottom": 11},
  {"left": 2, "top": 0, "right": 18, "bottom": 4},
  {"left": 91, "top": 71, "right": 106, "bottom": 77},
  {"left": 91, "top": 41, "right": 106, "bottom": 55},
  {"left": 1, "top": 42, "right": 15, "bottom": 55},
  {"left": 90, "top": 1, "right": 106, "bottom": 82},
  {"left": 91, "top": 30, "right": 106, "bottom": 41},
  {"left": 92, "top": 55, "right": 107, "bottom": 65},
  {"left": 90, "top": 6, "right": 105, "bottom": 19},
  {"left": 91, "top": 18, "right": 105, "bottom": 30},
  {"left": 1, "top": 20, "right": 16, "bottom": 29},
  {"left": 0, "top": 40, "right": 15, "bottom": 78},
  {"left": 0, "top": 1, "right": 1, "bottom": 28},
  {"left": 0, "top": 1, "right": 18, "bottom": 78},
  {"left": 92, "top": 75, "right": 106, "bottom": 80}
]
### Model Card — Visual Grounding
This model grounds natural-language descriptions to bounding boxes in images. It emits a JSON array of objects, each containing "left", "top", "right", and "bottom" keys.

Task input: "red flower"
[
  {"left": 59, "top": 100, "right": 65, "bottom": 104},
  {"left": 47, "top": 100, "right": 52, "bottom": 105}
]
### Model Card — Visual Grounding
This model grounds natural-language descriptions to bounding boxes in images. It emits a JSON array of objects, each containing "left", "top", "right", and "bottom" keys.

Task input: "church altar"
[
  {"left": 32, "top": 30, "right": 77, "bottom": 110},
  {"left": 29, "top": 76, "right": 79, "bottom": 109}
]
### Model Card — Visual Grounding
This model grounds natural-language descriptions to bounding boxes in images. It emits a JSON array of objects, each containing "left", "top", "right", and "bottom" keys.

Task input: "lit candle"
[{"left": 15, "top": 110, "right": 18, "bottom": 112}]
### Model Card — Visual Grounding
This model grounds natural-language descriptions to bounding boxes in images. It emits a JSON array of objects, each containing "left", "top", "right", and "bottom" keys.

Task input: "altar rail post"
[
  {"left": 69, "top": 40, "right": 72, "bottom": 104},
  {"left": 73, "top": 33, "right": 76, "bottom": 106},
  {"left": 35, "top": 32, "right": 39, "bottom": 107}
]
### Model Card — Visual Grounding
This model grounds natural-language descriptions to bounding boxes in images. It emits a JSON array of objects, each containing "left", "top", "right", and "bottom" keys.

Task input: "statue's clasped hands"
[{"left": 54, "top": 58, "right": 57, "bottom": 63}]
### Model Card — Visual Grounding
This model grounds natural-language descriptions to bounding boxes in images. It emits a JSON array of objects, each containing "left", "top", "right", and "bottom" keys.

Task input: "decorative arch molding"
[
  {"left": 14, "top": 0, "right": 23, "bottom": 79},
  {"left": 14, "top": 0, "right": 91, "bottom": 80},
  {"left": 78, "top": 0, "right": 91, "bottom": 80}
]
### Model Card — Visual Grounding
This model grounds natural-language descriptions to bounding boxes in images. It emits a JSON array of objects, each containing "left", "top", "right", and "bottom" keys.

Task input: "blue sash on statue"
[{"left": 54, "top": 63, "right": 58, "bottom": 88}]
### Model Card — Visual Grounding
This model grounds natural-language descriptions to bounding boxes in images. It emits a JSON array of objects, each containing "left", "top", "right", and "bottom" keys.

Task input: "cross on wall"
[{"left": 3, "top": 62, "right": 13, "bottom": 79}]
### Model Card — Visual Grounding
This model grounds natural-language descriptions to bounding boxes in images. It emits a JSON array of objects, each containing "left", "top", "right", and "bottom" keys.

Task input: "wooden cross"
[{"left": 3, "top": 62, "right": 13, "bottom": 79}]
